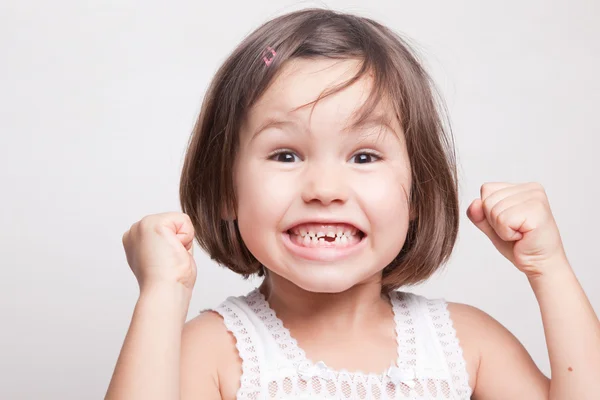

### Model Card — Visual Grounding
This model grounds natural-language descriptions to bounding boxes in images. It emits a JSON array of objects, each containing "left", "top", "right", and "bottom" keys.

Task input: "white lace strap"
[
  {"left": 422, "top": 296, "right": 473, "bottom": 399},
  {"left": 213, "top": 296, "right": 265, "bottom": 398},
  {"left": 395, "top": 293, "right": 448, "bottom": 378}
]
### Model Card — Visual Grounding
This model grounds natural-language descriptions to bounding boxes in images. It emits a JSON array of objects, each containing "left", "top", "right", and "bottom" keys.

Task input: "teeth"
[
  {"left": 291, "top": 230, "right": 359, "bottom": 248},
  {"left": 289, "top": 224, "right": 363, "bottom": 246},
  {"left": 292, "top": 230, "right": 359, "bottom": 238},
  {"left": 303, "top": 235, "right": 311, "bottom": 246}
]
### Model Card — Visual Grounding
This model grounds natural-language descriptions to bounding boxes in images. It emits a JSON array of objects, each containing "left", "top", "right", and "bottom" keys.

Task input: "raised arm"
[
  {"left": 465, "top": 182, "right": 600, "bottom": 399},
  {"left": 105, "top": 212, "right": 198, "bottom": 400},
  {"left": 106, "top": 284, "right": 191, "bottom": 399},
  {"left": 529, "top": 262, "right": 600, "bottom": 399}
]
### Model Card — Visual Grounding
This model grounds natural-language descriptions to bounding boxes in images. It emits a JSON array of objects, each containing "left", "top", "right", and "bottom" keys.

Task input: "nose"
[{"left": 301, "top": 162, "right": 349, "bottom": 206}]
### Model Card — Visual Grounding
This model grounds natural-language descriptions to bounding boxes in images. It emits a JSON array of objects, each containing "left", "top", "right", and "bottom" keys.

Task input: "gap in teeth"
[{"left": 290, "top": 224, "right": 361, "bottom": 239}]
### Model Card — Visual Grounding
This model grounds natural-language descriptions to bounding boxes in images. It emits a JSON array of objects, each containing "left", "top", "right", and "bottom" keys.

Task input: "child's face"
[{"left": 234, "top": 58, "right": 412, "bottom": 293}]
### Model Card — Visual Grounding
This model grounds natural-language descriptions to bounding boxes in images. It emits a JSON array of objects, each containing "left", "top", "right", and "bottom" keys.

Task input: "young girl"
[{"left": 106, "top": 8, "right": 600, "bottom": 400}]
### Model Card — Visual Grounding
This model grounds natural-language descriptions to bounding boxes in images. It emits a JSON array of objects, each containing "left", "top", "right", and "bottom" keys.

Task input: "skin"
[
  {"left": 107, "top": 58, "right": 600, "bottom": 400},
  {"left": 233, "top": 58, "right": 413, "bottom": 295}
]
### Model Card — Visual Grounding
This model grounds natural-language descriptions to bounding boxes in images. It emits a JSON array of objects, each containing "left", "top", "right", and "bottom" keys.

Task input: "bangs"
[{"left": 282, "top": 59, "right": 403, "bottom": 142}]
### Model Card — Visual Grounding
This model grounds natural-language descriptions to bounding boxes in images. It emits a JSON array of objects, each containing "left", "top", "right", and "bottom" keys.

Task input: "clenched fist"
[
  {"left": 122, "top": 212, "right": 197, "bottom": 292},
  {"left": 467, "top": 182, "right": 567, "bottom": 278}
]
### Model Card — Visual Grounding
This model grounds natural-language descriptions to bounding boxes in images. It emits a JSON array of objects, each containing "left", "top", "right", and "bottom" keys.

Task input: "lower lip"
[{"left": 281, "top": 232, "right": 368, "bottom": 262}]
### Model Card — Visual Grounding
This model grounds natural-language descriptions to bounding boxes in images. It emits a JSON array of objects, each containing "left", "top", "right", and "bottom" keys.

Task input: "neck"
[{"left": 259, "top": 271, "right": 390, "bottom": 329}]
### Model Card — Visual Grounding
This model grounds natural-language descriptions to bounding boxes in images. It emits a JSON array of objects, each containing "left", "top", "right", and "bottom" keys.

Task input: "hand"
[
  {"left": 122, "top": 212, "right": 197, "bottom": 292},
  {"left": 466, "top": 182, "right": 568, "bottom": 278}
]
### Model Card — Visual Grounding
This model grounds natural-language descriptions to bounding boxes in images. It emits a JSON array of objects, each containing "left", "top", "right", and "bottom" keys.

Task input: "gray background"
[{"left": 1, "top": 0, "right": 598, "bottom": 398}]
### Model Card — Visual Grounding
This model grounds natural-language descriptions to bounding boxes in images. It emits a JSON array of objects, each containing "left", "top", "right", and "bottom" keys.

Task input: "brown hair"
[{"left": 179, "top": 8, "right": 459, "bottom": 292}]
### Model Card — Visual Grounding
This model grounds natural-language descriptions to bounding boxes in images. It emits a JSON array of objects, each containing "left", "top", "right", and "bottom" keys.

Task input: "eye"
[
  {"left": 350, "top": 151, "right": 381, "bottom": 164},
  {"left": 268, "top": 150, "right": 301, "bottom": 163}
]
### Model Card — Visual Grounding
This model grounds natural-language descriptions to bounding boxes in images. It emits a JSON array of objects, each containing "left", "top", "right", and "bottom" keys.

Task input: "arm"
[
  {"left": 105, "top": 284, "right": 190, "bottom": 400},
  {"left": 106, "top": 212, "right": 208, "bottom": 400},
  {"left": 181, "top": 311, "right": 230, "bottom": 400},
  {"left": 449, "top": 302, "right": 550, "bottom": 399},
  {"left": 529, "top": 260, "right": 600, "bottom": 399},
  {"left": 450, "top": 259, "right": 600, "bottom": 400},
  {"left": 464, "top": 182, "right": 600, "bottom": 399}
]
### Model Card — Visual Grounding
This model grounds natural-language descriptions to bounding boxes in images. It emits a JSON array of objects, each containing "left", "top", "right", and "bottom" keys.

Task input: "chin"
[{"left": 281, "top": 264, "right": 376, "bottom": 294}]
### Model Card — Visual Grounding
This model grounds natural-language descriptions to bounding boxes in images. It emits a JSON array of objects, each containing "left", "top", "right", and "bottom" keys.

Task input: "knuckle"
[
  {"left": 481, "top": 197, "right": 492, "bottom": 214},
  {"left": 530, "top": 182, "right": 545, "bottom": 192},
  {"left": 489, "top": 210, "right": 498, "bottom": 223},
  {"left": 489, "top": 204, "right": 501, "bottom": 221},
  {"left": 138, "top": 215, "right": 154, "bottom": 230},
  {"left": 496, "top": 210, "right": 509, "bottom": 226},
  {"left": 534, "top": 190, "right": 547, "bottom": 202}
]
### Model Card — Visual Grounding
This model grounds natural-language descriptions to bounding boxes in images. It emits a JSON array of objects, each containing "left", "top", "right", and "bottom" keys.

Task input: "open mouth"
[{"left": 285, "top": 223, "right": 366, "bottom": 248}]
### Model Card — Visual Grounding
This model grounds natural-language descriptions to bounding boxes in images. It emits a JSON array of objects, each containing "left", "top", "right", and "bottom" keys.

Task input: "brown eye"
[
  {"left": 350, "top": 152, "right": 380, "bottom": 164},
  {"left": 269, "top": 151, "right": 300, "bottom": 163}
]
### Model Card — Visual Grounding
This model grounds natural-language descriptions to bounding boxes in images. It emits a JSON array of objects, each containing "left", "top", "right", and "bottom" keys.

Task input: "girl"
[{"left": 106, "top": 8, "right": 600, "bottom": 400}]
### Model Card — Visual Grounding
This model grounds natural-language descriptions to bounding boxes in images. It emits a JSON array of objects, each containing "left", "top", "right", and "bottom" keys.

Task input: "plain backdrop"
[{"left": 1, "top": 0, "right": 598, "bottom": 398}]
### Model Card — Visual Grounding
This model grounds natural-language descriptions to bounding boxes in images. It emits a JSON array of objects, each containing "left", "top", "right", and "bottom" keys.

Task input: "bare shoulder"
[
  {"left": 181, "top": 311, "right": 241, "bottom": 400},
  {"left": 446, "top": 302, "right": 549, "bottom": 399}
]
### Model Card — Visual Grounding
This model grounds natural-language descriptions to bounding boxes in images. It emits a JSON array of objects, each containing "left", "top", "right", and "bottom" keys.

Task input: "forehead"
[{"left": 244, "top": 58, "right": 399, "bottom": 135}]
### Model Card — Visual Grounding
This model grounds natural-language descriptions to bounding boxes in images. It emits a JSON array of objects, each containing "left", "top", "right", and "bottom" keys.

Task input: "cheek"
[
  {"left": 235, "top": 162, "right": 296, "bottom": 227},
  {"left": 362, "top": 170, "right": 409, "bottom": 210},
  {"left": 357, "top": 169, "right": 411, "bottom": 232},
  {"left": 235, "top": 163, "right": 297, "bottom": 262}
]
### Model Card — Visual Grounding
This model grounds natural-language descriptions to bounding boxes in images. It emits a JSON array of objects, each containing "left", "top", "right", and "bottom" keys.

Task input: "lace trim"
[
  {"left": 214, "top": 301, "right": 262, "bottom": 399},
  {"left": 245, "top": 290, "right": 310, "bottom": 368},
  {"left": 426, "top": 298, "right": 473, "bottom": 398},
  {"left": 391, "top": 291, "right": 418, "bottom": 371},
  {"left": 215, "top": 289, "right": 472, "bottom": 399},
  {"left": 247, "top": 289, "right": 415, "bottom": 384}
]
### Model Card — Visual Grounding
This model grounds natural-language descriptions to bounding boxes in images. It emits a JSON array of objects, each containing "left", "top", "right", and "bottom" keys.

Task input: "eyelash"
[{"left": 267, "top": 149, "right": 382, "bottom": 164}]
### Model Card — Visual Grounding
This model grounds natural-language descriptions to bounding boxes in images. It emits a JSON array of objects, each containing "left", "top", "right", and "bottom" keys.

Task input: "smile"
[{"left": 282, "top": 222, "right": 367, "bottom": 262}]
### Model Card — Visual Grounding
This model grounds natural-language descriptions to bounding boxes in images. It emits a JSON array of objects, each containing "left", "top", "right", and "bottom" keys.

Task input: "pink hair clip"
[{"left": 262, "top": 46, "right": 276, "bottom": 66}]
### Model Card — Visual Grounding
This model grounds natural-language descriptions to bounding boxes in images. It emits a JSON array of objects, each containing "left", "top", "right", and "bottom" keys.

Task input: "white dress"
[{"left": 213, "top": 288, "right": 472, "bottom": 399}]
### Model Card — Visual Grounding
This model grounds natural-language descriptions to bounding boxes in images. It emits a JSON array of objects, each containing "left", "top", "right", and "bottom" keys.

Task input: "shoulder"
[
  {"left": 181, "top": 310, "right": 241, "bottom": 400},
  {"left": 182, "top": 310, "right": 234, "bottom": 357},
  {"left": 446, "top": 302, "right": 550, "bottom": 399}
]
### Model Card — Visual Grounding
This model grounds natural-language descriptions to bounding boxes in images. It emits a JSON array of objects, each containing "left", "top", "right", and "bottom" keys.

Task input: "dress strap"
[
  {"left": 213, "top": 295, "right": 266, "bottom": 398},
  {"left": 421, "top": 296, "right": 473, "bottom": 399},
  {"left": 391, "top": 291, "right": 471, "bottom": 397}
]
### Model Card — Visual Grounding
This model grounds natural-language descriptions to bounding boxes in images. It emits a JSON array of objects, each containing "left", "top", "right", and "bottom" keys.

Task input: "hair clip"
[{"left": 262, "top": 46, "right": 276, "bottom": 66}]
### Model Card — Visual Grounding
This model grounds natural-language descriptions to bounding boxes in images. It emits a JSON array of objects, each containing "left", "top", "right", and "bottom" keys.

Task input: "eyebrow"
[
  {"left": 249, "top": 112, "right": 399, "bottom": 142},
  {"left": 344, "top": 113, "right": 399, "bottom": 136}
]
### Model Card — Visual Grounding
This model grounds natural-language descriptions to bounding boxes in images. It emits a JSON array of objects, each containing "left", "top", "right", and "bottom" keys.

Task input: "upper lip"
[{"left": 284, "top": 218, "right": 366, "bottom": 234}]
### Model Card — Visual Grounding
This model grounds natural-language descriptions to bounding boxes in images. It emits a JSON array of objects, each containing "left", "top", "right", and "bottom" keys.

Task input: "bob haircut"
[{"left": 180, "top": 8, "right": 459, "bottom": 292}]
